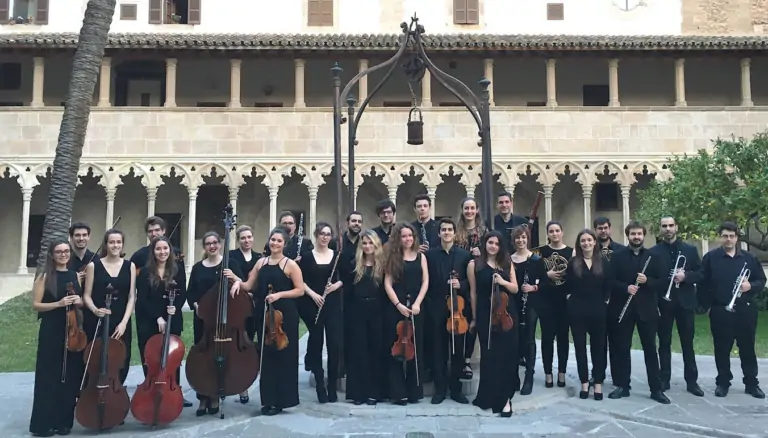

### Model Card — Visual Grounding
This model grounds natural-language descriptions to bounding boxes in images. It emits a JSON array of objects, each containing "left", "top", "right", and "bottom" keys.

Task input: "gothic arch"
[
  {"left": 195, "top": 163, "right": 236, "bottom": 188},
  {"left": 153, "top": 163, "right": 194, "bottom": 188},
  {"left": 0, "top": 163, "right": 25, "bottom": 189},
  {"left": 432, "top": 162, "right": 470, "bottom": 186},
  {"left": 629, "top": 161, "right": 664, "bottom": 183},
  {"left": 551, "top": 161, "right": 590, "bottom": 186},
  {"left": 78, "top": 163, "right": 109, "bottom": 188},
  {"left": 491, "top": 162, "right": 518, "bottom": 189},
  {"left": 592, "top": 161, "right": 629, "bottom": 185},
  {"left": 513, "top": 161, "right": 547, "bottom": 185},
  {"left": 395, "top": 162, "right": 434, "bottom": 187},
  {"left": 311, "top": 162, "right": 349, "bottom": 188},
  {"left": 357, "top": 162, "right": 402, "bottom": 188},
  {"left": 237, "top": 162, "right": 274, "bottom": 188}
]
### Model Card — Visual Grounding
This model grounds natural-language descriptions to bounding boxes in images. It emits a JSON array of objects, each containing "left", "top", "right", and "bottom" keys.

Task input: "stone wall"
[{"left": 682, "top": 0, "right": 768, "bottom": 34}]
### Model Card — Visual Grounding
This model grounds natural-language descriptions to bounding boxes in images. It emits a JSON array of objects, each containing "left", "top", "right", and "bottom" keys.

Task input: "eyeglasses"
[
  {"left": 204, "top": 241, "right": 219, "bottom": 247},
  {"left": 54, "top": 250, "right": 70, "bottom": 256},
  {"left": 318, "top": 232, "right": 332, "bottom": 237}
]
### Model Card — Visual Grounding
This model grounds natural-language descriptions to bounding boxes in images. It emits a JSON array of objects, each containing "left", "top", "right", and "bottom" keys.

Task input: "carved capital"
[
  {"left": 543, "top": 184, "right": 553, "bottom": 197},
  {"left": 22, "top": 187, "right": 33, "bottom": 202}
]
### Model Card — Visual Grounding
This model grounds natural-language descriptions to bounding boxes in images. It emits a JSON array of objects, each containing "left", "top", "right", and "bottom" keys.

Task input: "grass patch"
[{"left": 0, "top": 293, "right": 307, "bottom": 373}]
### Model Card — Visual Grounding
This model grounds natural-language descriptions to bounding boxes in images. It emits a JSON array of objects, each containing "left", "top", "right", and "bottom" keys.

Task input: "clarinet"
[
  {"left": 520, "top": 271, "right": 529, "bottom": 327},
  {"left": 295, "top": 213, "right": 304, "bottom": 258},
  {"left": 421, "top": 223, "right": 428, "bottom": 247}
]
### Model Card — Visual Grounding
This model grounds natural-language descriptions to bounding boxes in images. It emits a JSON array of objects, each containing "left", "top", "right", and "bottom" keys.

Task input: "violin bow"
[
  {"left": 448, "top": 270, "right": 457, "bottom": 356},
  {"left": 79, "top": 318, "right": 102, "bottom": 393},
  {"left": 79, "top": 216, "right": 122, "bottom": 272},
  {"left": 258, "top": 284, "right": 272, "bottom": 375},
  {"left": 407, "top": 294, "right": 420, "bottom": 388}
]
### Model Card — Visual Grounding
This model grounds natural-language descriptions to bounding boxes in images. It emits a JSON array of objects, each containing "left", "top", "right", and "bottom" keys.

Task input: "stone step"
[{"left": 308, "top": 366, "right": 480, "bottom": 396}]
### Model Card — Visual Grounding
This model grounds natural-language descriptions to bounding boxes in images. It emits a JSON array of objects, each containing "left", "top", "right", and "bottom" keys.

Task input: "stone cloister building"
[{"left": 1, "top": 0, "right": 767, "bottom": 300}]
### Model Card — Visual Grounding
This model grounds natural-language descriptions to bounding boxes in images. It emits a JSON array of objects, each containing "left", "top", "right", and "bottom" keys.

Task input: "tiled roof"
[{"left": 0, "top": 32, "right": 766, "bottom": 51}]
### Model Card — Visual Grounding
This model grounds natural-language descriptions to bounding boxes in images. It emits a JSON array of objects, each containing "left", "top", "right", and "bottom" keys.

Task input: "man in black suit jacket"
[
  {"left": 607, "top": 221, "right": 669, "bottom": 404},
  {"left": 651, "top": 216, "right": 704, "bottom": 396}
]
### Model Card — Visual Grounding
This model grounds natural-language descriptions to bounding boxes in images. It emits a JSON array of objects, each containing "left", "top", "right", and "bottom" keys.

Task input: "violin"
[
  {"left": 76, "top": 284, "right": 130, "bottom": 430},
  {"left": 61, "top": 282, "right": 87, "bottom": 383},
  {"left": 185, "top": 204, "right": 259, "bottom": 419},
  {"left": 445, "top": 270, "right": 469, "bottom": 353},
  {"left": 391, "top": 294, "right": 416, "bottom": 362},
  {"left": 130, "top": 280, "right": 185, "bottom": 427},
  {"left": 262, "top": 284, "right": 289, "bottom": 351},
  {"left": 487, "top": 269, "right": 514, "bottom": 350}
]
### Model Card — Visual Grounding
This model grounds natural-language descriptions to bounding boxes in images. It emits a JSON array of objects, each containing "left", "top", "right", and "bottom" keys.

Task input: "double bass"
[
  {"left": 76, "top": 284, "right": 130, "bottom": 430},
  {"left": 62, "top": 282, "right": 87, "bottom": 383},
  {"left": 130, "top": 280, "right": 185, "bottom": 427},
  {"left": 185, "top": 204, "right": 259, "bottom": 419}
]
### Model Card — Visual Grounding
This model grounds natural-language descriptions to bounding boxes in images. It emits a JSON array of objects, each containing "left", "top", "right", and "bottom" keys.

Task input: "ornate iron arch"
[{"left": 331, "top": 14, "right": 495, "bottom": 231}]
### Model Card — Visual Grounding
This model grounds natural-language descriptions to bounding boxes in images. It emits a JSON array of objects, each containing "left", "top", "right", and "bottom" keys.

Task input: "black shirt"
[
  {"left": 494, "top": 213, "right": 527, "bottom": 253},
  {"left": 565, "top": 256, "right": 614, "bottom": 316},
  {"left": 609, "top": 246, "right": 663, "bottom": 320},
  {"left": 411, "top": 219, "right": 440, "bottom": 250},
  {"left": 330, "top": 231, "right": 361, "bottom": 290},
  {"left": 425, "top": 245, "right": 472, "bottom": 303},
  {"left": 598, "top": 239, "right": 625, "bottom": 262},
  {"left": 699, "top": 247, "right": 766, "bottom": 310},
  {"left": 130, "top": 245, "right": 187, "bottom": 286},
  {"left": 372, "top": 224, "right": 394, "bottom": 245},
  {"left": 649, "top": 239, "right": 703, "bottom": 310},
  {"left": 68, "top": 249, "right": 98, "bottom": 272}
]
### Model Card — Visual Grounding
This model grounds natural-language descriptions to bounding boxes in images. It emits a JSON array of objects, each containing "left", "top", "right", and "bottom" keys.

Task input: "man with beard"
[
  {"left": 372, "top": 200, "right": 396, "bottom": 245},
  {"left": 494, "top": 191, "right": 527, "bottom": 253},
  {"left": 593, "top": 217, "right": 624, "bottom": 386},
  {"left": 412, "top": 194, "right": 440, "bottom": 252},
  {"left": 68, "top": 222, "right": 98, "bottom": 282},
  {"left": 607, "top": 221, "right": 669, "bottom": 404},
  {"left": 699, "top": 222, "right": 765, "bottom": 399},
  {"left": 651, "top": 216, "right": 704, "bottom": 396},
  {"left": 264, "top": 211, "right": 314, "bottom": 260}
]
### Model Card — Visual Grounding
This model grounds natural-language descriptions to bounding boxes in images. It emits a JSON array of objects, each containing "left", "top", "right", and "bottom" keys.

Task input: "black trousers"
[
  {"left": 346, "top": 298, "right": 384, "bottom": 402},
  {"left": 305, "top": 296, "right": 343, "bottom": 382},
  {"left": 295, "top": 295, "right": 318, "bottom": 371},
  {"left": 518, "top": 306, "right": 538, "bottom": 377},
  {"left": 137, "top": 325, "right": 183, "bottom": 390},
  {"left": 570, "top": 311, "right": 607, "bottom": 385},
  {"left": 612, "top": 309, "right": 661, "bottom": 392},
  {"left": 464, "top": 300, "right": 477, "bottom": 364},
  {"left": 709, "top": 304, "right": 759, "bottom": 388},
  {"left": 658, "top": 301, "right": 698, "bottom": 385},
  {"left": 539, "top": 295, "right": 569, "bottom": 375},
  {"left": 428, "top": 302, "right": 466, "bottom": 396}
]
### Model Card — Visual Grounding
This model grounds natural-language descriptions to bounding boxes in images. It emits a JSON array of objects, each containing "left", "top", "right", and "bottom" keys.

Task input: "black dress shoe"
[
  {"left": 745, "top": 385, "right": 765, "bottom": 399},
  {"left": 500, "top": 398, "right": 513, "bottom": 417},
  {"left": 520, "top": 375, "right": 534, "bottom": 395},
  {"left": 32, "top": 431, "right": 55, "bottom": 437},
  {"left": 183, "top": 398, "right": 193, "bottom": 407},
  {"left": 662, "top": 381, "right": 670, "bottom": 391},
  {"left": 54, "top": 428, "right": 71, "bottom": 436},
  {"left": 651, "top": 391, "right": 671, "bottom": 404},
  {"left": 394, "top": 398, "right": 408, "bottom": 406},
  {"left": 365, "top": 398, "right": 377, "bottom": 405},
  {"left": 264, "top": 407, "right": 281, "bottom": 416},
  {"left": 353, "top": 400, "right": 364, "bottom": 405},
  {"left": 431, "top": 393, "right": 446, "bottom": 404},
  {"left": 327, "top": 384, "right": 338, "bottom": 403},
  {"left": 687, "top": 383, "right": 704, "bottom": 397},
  {"left": 451, "top": 392, "right": 469, "bottom": 404},
  {"left": 714, "top": 385, "right": 729, "bottom": 397},
  {"left": 608, "top": 387, "right": 630, "bottom": 399}
]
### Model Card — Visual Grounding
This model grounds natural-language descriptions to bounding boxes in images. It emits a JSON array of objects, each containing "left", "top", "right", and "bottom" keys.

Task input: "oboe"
[
  {"left": 618, "top": 256, "right": 652, "bottom": 324},
  {"left": 296, "top": 213, "right": 305, "bottom": 257}
]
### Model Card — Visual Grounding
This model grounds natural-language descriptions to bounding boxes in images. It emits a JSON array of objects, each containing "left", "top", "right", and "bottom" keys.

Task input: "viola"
[
  {"left": 130, "top": 280, "right": 185, "bottom": 427},
  {"left": 391, "top": 294, "right": 416, "bottom": 362},
  {"left": 262, "top": 284, "right": 289, "bottom": 351},
  {"left": 490, "top": 270, "right": 514, "bottom": 333},
  {"left": 65, "top": 282, "right": 87, "bottom": 352},
  {"left": 185, "top": 204, "right": 259, "bottom": 419},
  {"left": 445, "top": 270, "right": 469, "bottom": 338},
  {"left": 76, "top": 284, "right": 130, "bottom": 430}
]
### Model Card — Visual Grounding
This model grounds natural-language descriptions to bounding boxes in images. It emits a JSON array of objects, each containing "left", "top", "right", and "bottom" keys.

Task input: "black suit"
[
  {"left": 650, "top": 240, "right": 703, "bottom": 386},
  {"left": 608, "top": 246, "right": 663, "bottom": 391}
]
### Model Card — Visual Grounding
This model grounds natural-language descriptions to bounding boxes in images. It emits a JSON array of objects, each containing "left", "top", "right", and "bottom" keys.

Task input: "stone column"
[
  {"left": 268, "top": 187, "right": 279, "bottom": 229},
  {"left": 621, "top": 184, "right": 631, "bottom": 245},
  {"left": 228, "top": 186, "right": 239, "bottom": 249},
  {"left": 741, "top": 58, "right": 753, "bottom": 107},
  {"left": 229, "top": 59, "right": 242, "bottom": 108},
  {"left": 426, "top": 186, "right": 437, "bottom": 219},
  {"left": 308, "top": 186, "right": 318, "bottom": 237},
  {"left": 164, "top": 58, "right": 177, "bottom": 108},
  {"left": 421, "top": 70, "right": 432, "bottom": 107},
  {"left": 105, "top": 188, "right": 116, "bottom": 231},
  {"left": 146, "top": 187, "right": 157, "bottom": 218},
  {"left": 186, "top": 186, "right": 198, "bottom": 272},
  {"left": 31, "top": 57, "right": 45, "bottom": 107},
  {"left": 546, "top": 59, "right": 557, "bottom": 107},
  {"left": 18, "top": 188, "right": 32, "bottom": 274},
  {"left": 358, "top": 59, "right": 368, "bottom": 103},
  {"left": 483, "top": 59, "right": 494, "bottom": 106},
  {"left": 294, "top": 59, "right": 306, "bottom": 108},
  {"left": 464, "top": 184, "right": 474, "bottom": 198},
  {"left": 608, "top": 59, "right": 620, "bottom": 107},
  {"left": 675, "top": 58, "right": 686, "bottom": 107},
  {"left": 701, "top": 239, "right": 709, "bottom": 254},
  {"left": 582, "top": 184, "right": 592, "bottom": 229},
  {"left": 388, "top": 185, "right": 398, "bottom": 205},
  {"left": 98, "top": 57, "right": 112, "bottom": 107},
  {"left": 543, "top": 185, "right": 553, "bottom": 223},
  {"left": 353, "top": 185, "right": 361, "bottom": 210}
]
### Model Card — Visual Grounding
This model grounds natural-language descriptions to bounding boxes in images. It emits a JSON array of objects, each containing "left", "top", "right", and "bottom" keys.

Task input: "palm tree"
[{"left": 34, "top": 0, "right": 117, "bottom": 277}]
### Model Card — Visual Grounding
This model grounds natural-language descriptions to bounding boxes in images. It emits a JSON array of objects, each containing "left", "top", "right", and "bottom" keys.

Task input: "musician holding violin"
[
  {"left": 130, "top": 216, "right": 186, "bottom": 277},
  {"left": 383, "top": 222, "right": 429, "bottom": 405},
  {"left": 67, "top": 222, "right": 99, "bottom": 282},
  {"left": 29, "top": 240, "right": 84, "bottom": 437},
  {"left": 468, "top": 230, "right": 518, "bottom": 417},
  {"left": 230, "top": 227, "right": 305, "bottom": 416},
  {"left": 298, "top": 222, "right": 343, "bottom": 403},
  {"left": 425, "top": 218, "right": 472, "bottom": 405},
  {"left": 82, "top": 229, "right": 136, "bottom": 385}
]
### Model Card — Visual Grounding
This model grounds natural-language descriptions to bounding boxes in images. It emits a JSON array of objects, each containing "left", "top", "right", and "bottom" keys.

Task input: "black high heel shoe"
[
  {"left": 196, "top": 399, "right": 210, "bottom": 417},
  {"left": 545, "top": 374, "right": 554, "bottom": 388},
  {"left": 557, "top": 373, "right": 566, "bottom": 388},
  {"left": 500, "top": 398, "right": 513, "bottom": 417}
]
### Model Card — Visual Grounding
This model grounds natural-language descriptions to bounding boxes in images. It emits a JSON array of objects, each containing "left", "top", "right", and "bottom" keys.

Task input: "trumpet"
[
  {"left": 662, "top": 252, "right": 686, "bottom": 301},
  {"left": 618, "top": 256, "right": 652, "bottom": 323},
  {"left": 725, "top": 262, "right": 750, "bottom": 313}
]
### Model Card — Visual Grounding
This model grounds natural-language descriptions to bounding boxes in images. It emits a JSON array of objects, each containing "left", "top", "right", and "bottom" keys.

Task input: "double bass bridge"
[{"left": 214, "top": 337, "right": 233, "bottom": 342}]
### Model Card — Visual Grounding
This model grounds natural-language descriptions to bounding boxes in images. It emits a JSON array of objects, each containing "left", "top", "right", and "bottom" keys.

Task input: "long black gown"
[
  {"left": 229, "top": 249, "right": 261, "bottom": 341},
  {"left": 472, "top": 262, "right": 520, "bottom": 413},
  {"left": 84, "top": 259, "right": 133, "bottom": 384},
  {"left": 385, "top": 255, "right": 425, "bottom": 403},
  {"left": 29, "top": 270, "right": 85, "bottom": 436},
  {"left": 254, "top": 257, "right": 300, "bottom": 409}
]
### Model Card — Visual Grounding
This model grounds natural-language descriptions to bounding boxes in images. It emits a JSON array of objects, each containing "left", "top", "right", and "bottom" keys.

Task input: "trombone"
[
  {"left": 662, "top": 252, "right": 686, "bottom": 301},
  {"left": 725, "top": 262, "right": 751, "bottom": 313}
]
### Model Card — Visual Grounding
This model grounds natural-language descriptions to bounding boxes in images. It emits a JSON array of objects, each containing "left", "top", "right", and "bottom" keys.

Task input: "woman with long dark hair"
[
  {"left": 383, "top": 222, "right": 429, "bottom": 405},
  {"left": 231, "top": 227, "right": 305, "bottom": 416},
  {"left": 469, "top": 231, "right": 519, "bottom": 417},
  {"left": 298, "top": 222, "right": 343, "bottom": 403},
  {"left": 565, "top": 229, "right": 612, "bottom": 401},
  {"left": 29, "top": 240, "right": 84, "bottom": 437},
  {"left": 83, "top": 228, "right": 136, "bottom": 384},
  {"left": 535, "top": 220, "right": 573, "bottom": 389}
]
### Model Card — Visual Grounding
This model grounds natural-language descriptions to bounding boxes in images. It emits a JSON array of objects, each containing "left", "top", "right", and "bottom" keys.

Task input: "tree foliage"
[
  {"left": 636, "top": 131, "right": 768, "bottom": 251},
  {"left": 34, "top": 0, "right": 117, "bottom": 278}
]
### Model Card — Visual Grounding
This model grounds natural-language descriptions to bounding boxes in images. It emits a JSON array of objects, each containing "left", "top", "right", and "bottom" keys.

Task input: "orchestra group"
[{"left": 29, "top": 191, "right": 766, "bottom": 436}]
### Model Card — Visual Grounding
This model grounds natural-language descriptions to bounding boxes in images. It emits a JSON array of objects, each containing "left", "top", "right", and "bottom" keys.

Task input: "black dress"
[
  {"left": 254, "top": 257, "right": 301, "bottom": 409},
  {"left": 472, "top": 262, "right": 519, "bottom": 413},
  {"left": 385, "top": 255, "right": 425, "bottom": 402},
  {"left": 299, "top": 250, "right": 342, "bottom": 381},
  {"left": 29, "top": 270, "right": 85, "bottom": 435},
  {"left": 229, "top": 249, "right": 261, "bottom": 341},
  {"left": 85, "top": 259, "right": 133, "bottom": 384}
]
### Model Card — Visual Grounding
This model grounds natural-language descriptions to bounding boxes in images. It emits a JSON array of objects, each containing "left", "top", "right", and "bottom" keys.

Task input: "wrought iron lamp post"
[{"left": 331, "top": 15, "right": 496, "bottom": 231}]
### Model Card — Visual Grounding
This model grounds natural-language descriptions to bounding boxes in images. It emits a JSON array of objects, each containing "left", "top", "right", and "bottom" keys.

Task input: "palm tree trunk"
[{"left": 34, "top": 0, "right": 117, "bottom": 278}]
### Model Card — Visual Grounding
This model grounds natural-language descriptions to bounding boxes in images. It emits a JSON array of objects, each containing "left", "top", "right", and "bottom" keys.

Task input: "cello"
[
  {"left": 62, "top": 282, "right": 87, "bottom": 383},
  {"left": 76, "top": 284, "right": 130, "bottom": 430},
  {"left": 130, "top": 280, "right": 185, "bottom": 427},
  {"left": 185, "top": 204, "right": 259, "bottom": 419}
]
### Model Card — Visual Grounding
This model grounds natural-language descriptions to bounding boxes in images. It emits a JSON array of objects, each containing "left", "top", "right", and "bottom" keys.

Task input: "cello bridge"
[{"left": 214, "top": 337, "right": 232, "bottom": 342}]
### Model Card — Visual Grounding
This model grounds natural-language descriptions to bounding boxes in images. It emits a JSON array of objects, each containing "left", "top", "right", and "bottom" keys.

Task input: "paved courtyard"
[{"left": 2, "top": 337, "right": 766, "bottom": 438}]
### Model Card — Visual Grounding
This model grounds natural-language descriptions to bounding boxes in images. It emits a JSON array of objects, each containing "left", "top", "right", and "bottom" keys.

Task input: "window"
[
  {"left": 2, "top": 0, "right": 48, "bottom": 24},
  {"left": 547, "top": 3, "right": 564, "bottom": 21},
  {"left": 0, "top": 63, "right": 22, "bottom": 90},
  {"left": 120, "top": 3, "right": 137, "bottom": 20},
  {"left": 307, "top": 0, "right": 332, "bottom": 26},
  {"left": 582, "top": 85, "right": 609, "bottom": 106},
  {"left": 148, "top": 0, "right": 201, "bottom": 24},
  {"left": 454, "top": 0, "right": 479, "bottom": 25},
  {"left": 595, "top": 183, "right": 620, "bottom": 211}
]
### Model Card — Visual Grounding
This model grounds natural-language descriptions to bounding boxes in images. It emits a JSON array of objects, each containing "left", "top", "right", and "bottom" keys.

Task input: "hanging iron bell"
[{"left": 406, "top": 106, "right": 424, "bottom": 145}]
